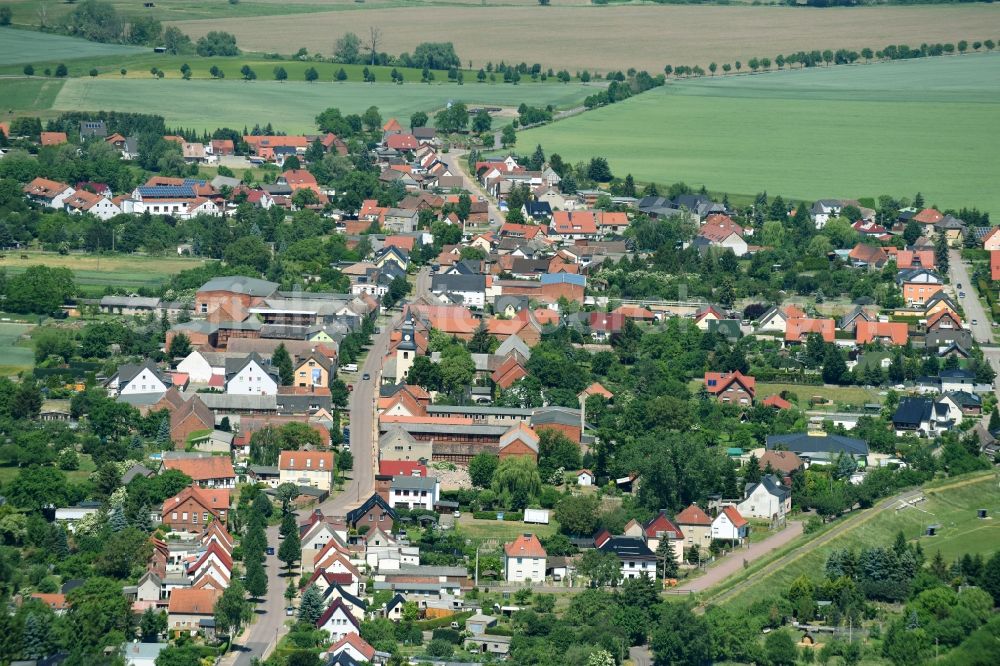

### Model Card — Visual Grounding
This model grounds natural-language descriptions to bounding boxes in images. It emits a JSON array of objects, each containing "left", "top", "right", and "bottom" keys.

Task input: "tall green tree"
[
  {"left": 244, "top": 559, "right": 268, "bottom": 601},
  {"left": 214, "top": 580, "right": 252, "bottom": 640},
  {"left": 272, "top": 343, "right": 294, "bottom": 385},
  {"left": 278, "top": 529, "right": 302, "bottom": 571},
  {"left": 298, "top": 584, "right": 325, "bottom": 625}
]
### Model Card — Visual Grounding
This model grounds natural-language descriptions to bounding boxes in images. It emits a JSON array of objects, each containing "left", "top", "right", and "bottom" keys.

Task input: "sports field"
[
  {"left": 522, "top": 54, "right": 1000, "bottom": 214},
  {"left": 718, "top": 473, "right": 1000, "bottom": 609},
  {"left": 0, "top": 27, "right": 146, "bottom": 65},
  {"left": 171, "top": 5, "right": 1000, "bottom": 73},
  {"left": 51, "top": 78, "right": 594, "bottom": 132}
]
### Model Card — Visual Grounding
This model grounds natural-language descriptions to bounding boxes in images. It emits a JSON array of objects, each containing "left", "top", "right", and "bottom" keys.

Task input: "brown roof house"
[
  {"left": 168, "top": 588, "right": 221, "bottom": 634},
  {"left": 674, "top": 504, "right": 714, "bottom": 555},
  {"left": 169, "top": 395, "right": 215, "bottom": 450},
  {"left": 161, "top": 485, "right": 230, "bottom": 533}
]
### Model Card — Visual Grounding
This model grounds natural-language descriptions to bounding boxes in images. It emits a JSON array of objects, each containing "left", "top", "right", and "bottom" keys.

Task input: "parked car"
[
  {"left": 960, "top": 292, "right": 966, "bottom": 298},
  {"left": 362, "top": 373, "right": 371, "bottom": 380},
  {"left": 972, "top": 319, "right": 978, "bottom": 325},
  {"left": 286, "top": 607, "right": 294, "bottom": 616},
  {"left": 266, "top": 546, "right": 275, "bottom": 555}
]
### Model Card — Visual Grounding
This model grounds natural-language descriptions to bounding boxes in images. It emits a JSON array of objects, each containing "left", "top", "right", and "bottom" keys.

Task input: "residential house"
[
  {"left": 316, "top": 599, "right": 362, "bottom": 641},
  {"left": 703, "top": 371, "right": 756, "bottom": 405},
  {"left": 694, "top": 216, "right": 748, "bottom": 256},
  {"left": 758, "top": 450, "right": 804, "bottom": 476},
  {"left": 431, "top": 274, "right": 487, "bottom": 309},
  {"left": 765, "top": 431, "right": 869, "bottom": 466},
  {"left": 693, "top": 306, "right": 726, "bottom": 331},
  {"left": 293, "top": 352, "right": 332, "bottom": 389},
  {"left": 225, "top": 353, "right": 278, "bottom": 395},
  {"left": 711, "top": 506, "right": 749, "bottom": 543},
  {"left": 279, "top": 450, "right": 334, "bottom": 491},
  {"left": 674, "top": 504, "right": 714, "bottom": 554},
  {"left": 169, "top": 395, "right": 215, "bottom": 449},
  {"left": 345, "top": 494, "right": 396, "bottom": 532},
  {"left": 62, "top": 189, "right": 122, "bottom": 220},
  {"left": 160, "top": 485, "right": 229, "bottom": 532},
  {"left": 161, "top": 454, "right": 236, "bottom": 489},
  {"left": 641, "top": 511, "right": 685, "bottom": 562},
  {"left": 107, "top": 360, "right": 170, "bottom": 397},
  {"left": 785, "top": 318, "right": 835, "bottom": 344},
  {"left": 892, "top": 397, "right": 951, "bottom": 437},
  {"left": 855, "top": 320, "right": 909, "bottom": 346},
  {"left": 549, "top": 211, "right": 600, "bottom": 241},
  {"left": 326, "top": 634, "right": 377, "bottom": 664},
  {"left": 838, "top": 306, "right": 875, "bottom": 334},
  {"left": 848, "top": 243, "right": 889, "bottom": 269},
  {"left": 594, "top": 533, "right": 658, "bottom": 579},
  {"left": 738, "top": 475, "right": 791, "bottom": 521},
  {"left": 810, "top": 200, "right": 843, "bottom": 228},
  {"left": 755, "top": 304, "right": 805, "bottom": 334},
  {"left": 388, "top": 475, "right": 439, "bottom": 510},
  {"left": 504, "top": 534, "right": 547, "bottom": 583},
  {"left": 168, "top": 588, "right": 220, "bottom": 633}
]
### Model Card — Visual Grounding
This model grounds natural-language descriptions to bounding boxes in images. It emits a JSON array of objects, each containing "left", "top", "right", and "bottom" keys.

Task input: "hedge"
[{"left": 472, "top": 511, "right": 524, "bottom": 521}]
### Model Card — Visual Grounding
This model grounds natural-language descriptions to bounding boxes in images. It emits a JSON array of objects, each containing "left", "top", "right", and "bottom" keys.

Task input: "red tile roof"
[
  {"left": 644, "top": 512, "right": 684, "bottom": 540},
  {"left": 162, "top": 456, "right": 235, "bottom": 482},
  {"left": 40, "top": 131, "right": 68, "bottom": 146},
  {"left": 378, "top": 461, "right": 427, "bottom": 477},
  {"left": 168, "top": 588, "right": 220, "bottom": 615},
  {"left": 579, "top": 382, "right": 613, "bottom": 399},
  {"left": 758, "top": 450, "right": 804, "bottom": 474},
  {"left": 279, "top": 450, "right": 333, "bottom": 471},
  {"left": 785, "top": 318, "right": 835, "bottom": 343},
  {"left": 328, "top": 633, "right": 376, "bottom": 661},
  {"left": 913, "top": 208, "right": 943, "bottom": 224},
  {"left": 697, "top": 217, "right": 744, "bottom": 243},
  {"left": 992, "top": 250, "right": 1000, "bottom": 281},
  {"left": 30, "top": 593, "right": 68, "bottom": 610},
  {"left": 551, "top": 211, "right": 598, "bottom": 235},
  {"left": 674, "top": 504, "right": 712, "bottom": 526},
  {"left": 762, "top": 394, "right": 793, "bottom": 410},
  {"left": 855, "top": 320, "right": 909, "bottom": 346},
  {"left": 721, "top": 505, "right": 748, "bottom": 528},
  {"left": 703, "top": 371, "right": 756, "bottom": 398},
  {"left": 504, "top": 533, "right": 546, "bottom": 558}
]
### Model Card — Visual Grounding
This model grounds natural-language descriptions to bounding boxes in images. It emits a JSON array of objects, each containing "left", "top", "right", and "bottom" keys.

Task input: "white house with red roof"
[
  {"left": 693, "top": 305, "right": 726, "bottom": 330},
  {"left": 62, "top": 189, "right": 121, "bottom": 220},
  {"left": 23, "top": 177, "right": 75, "bottom": 208},
  {"left": 504, "top": 534, "right": 547, "bottom": 583},
  {"left": 703, "top": 371, "right": 756, "bottom": 405},
  {"left": 711, "top": 506, "right": 749, "bottom": 543},
  {"left": 326, "top": 633, "right": 377, "bottom": 663}
]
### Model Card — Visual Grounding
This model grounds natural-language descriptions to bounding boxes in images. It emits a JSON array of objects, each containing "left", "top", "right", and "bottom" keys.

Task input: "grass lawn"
[
  {"left": 755, "top": 382, "right": 882, "bottom": 409},
  {"left": 0, "top": 252, "right": 208, "bottom": 294},
  {"left": 522, "top": 53, "right": 1000, "bottom": 215},
  {"left": 0, "top": 453, "right": 96, "bottom": 485},
  {"left": 720, "top": 472, "right": 1000, "bottom": 609},
  {"left": 456, "top": 515, "right": 559, "bottom": 543},
  {"left": 49, "top": 77, "right": 594, "bottom": 133},
  {"left": 0, "top": 322, "right": 35, "bottom": 375}
]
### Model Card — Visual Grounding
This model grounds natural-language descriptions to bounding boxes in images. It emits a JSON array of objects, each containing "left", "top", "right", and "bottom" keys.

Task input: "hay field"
[
  {"left": 521, "top": 53, "right": 1000, "bottom": 215},
  {"left": 0, "top": 322, "right": 35, "bottom": 375},
  {"left": 172, "top": 5, "right": 1000, "bottom": 73},
  {"left": 52, "top": 78, "right": 595, "bottom": 132},
  {"left": 0, "top": 253, "right": 208, "bottom": 295}
]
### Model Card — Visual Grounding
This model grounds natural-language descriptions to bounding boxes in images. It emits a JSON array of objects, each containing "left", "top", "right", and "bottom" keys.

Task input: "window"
[
  {"left": 306, "top": 459, "right": 312, "bottom": 469},
  {"left": 172, "top": 512, "right": 178, "bottom": 520},
  {"left": 192, "top": 513, "right": 198, "bottom": 524},
  {"left": 182, "top": 512, "right": 188, "bottom": 520},
  {"left": 203, "top": 512, "right": 209, "bottom": 522}
]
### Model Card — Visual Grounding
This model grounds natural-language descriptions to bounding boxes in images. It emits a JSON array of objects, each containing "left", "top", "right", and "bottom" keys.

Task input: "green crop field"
[
  {"left": 50, "top": 78, "right": 594, "bottom": 132},
  {"left": 0, "top": 78, "right": 65, "bottom": 111},
  {"left": 0, "top": 27, "right": 147, "bottom": 66},
  {"left": 720, "top": 473, "right": 1000, "bottom": 609},
  {"left": 0, "top": 322, "right": 36, "bottom": 375},
  {"left": 522, "top": 53, "right": 1000, "bottom": 215}
]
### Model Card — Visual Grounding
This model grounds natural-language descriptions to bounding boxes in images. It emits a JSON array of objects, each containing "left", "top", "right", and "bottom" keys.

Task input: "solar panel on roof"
[{"left": 137, "top": 185, "right": 197, "bottom": 198}]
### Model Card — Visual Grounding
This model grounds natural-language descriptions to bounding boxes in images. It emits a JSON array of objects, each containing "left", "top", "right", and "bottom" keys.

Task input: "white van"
[{"left": 341, "top": 363, "right": 358, "bottom": 373}]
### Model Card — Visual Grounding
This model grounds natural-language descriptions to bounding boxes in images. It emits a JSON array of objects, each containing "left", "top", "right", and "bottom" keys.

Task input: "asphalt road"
[
  {"left": 948, "top": 249, "right": 1000, "bottom": 382},
  {"left": 229, "top": 317, "right": 395, "bottom": 664},
  {"left": 228, "top": 522, "right": 284, "bottom": 666},
  {"left": 444, "top": 149, "right": 503, "bottom": 226}
]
